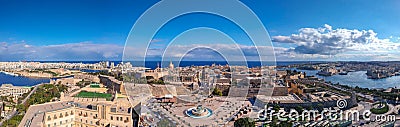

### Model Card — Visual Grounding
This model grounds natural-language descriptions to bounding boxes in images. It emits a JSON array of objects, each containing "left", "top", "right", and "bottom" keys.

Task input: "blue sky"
[{"left": 0, "top": 0, "right": 400, "bottom": 61}]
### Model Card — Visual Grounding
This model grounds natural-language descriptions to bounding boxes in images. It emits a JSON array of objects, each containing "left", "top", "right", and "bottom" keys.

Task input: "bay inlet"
[
  {"left": 296, "top": 69, "right": 400, "bottom": 89},
  {"left": 0, "top": 72, "right": 50, "bottom": 86}
]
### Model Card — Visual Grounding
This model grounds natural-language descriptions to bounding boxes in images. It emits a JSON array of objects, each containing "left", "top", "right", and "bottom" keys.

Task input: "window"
[
  {"left": 116, "top": 117, "right": 119, "bottom": 121},
  {"left": 47, "top": 124, "right": 50, "bottom": 127},
  {"left": 110, "top": 108, "right": 116, "bottom": 112},
  {"left": 60, "top": 121, "right": 62, "bottom": 125},
  {"left": 111, "top": 116, "right": 113, "bottom": 120}
]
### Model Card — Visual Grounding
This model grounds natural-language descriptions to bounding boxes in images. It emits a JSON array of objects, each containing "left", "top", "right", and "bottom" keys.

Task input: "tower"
[{"left": 169, "top": 60, "right": 174, "bottom": 69}]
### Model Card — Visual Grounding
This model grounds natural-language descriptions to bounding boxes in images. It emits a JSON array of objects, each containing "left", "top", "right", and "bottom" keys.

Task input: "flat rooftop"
[
  {"left": 256, "top": 94, "right": 303, "bottom": 103},
  {"left": 19, "top": 101, "right": 73, "bottom": 127}
]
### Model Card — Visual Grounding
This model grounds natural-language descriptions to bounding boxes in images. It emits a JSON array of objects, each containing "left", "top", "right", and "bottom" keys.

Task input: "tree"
[
  {"left": 273, "top": 104, "right": 280, "bottom": 112},
  {"left": 157, "top": 119, "right": 172, "bottom": 127},
  {"left": 234, "top": 117, "right": 255, "bottom": 127},
  {"left": 212, "top": 87, "right": 223, "bottom": 96},
  {"left": 295, "top": 105, "right": 304, "bottom": 113},
  {"left": 276, "top": 121, "right": 293, "bottom": 127},
  {"left": 16, "top": 104, "right": 26, "bottom": 112}
]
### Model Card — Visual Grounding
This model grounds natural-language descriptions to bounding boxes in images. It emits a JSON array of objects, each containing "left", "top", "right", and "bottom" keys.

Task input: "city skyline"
[{"left": 1, "top": 0, "right": 400, "bottom": 61}]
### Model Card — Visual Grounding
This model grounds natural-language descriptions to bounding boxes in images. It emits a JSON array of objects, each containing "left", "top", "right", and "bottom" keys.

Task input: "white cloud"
[
  {"left": 150, "top": 39, "right": 163, "bottom": 43},
  {"left": 0, "top": 41, "right": 124, "bottom": 61},
  {"left": 3, "top": 27, "right": 400, "bottom": 62},
  {"left": 272, "top": 24, "right": 400, "bottom": 56},
  {"left": 324, "top": 24, "right": 332, "bottom": 31}
]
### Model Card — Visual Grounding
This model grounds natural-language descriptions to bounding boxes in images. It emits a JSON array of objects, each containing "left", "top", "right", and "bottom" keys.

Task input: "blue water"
[
  {"left": 70, "top": 69, "right": 103, "bottom": 73},
  {"left": 0, "top": 72, "right": 50, "bottom": 86},
  {"left": 1, "top": 61, "right": 319, "bottom": 87},
  {"left": 7, "top": 61, "right": 397, "bottom": 89},
  {"left": 295, "top": 69, "right": 400, "bottom": 89},
  {"left": 35, "top": 61, "right": 324, "bottom": 70}
]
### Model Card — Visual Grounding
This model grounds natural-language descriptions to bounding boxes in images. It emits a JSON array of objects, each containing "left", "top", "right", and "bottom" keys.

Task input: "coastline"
[
  {"left": 294, "top": 68, "right": 399, "bottom": 89},
  {"left": 0, "top": 72, "right": 50, "bottom": 87},
  {"left": 0, "top": 71, "right": 19, "bottom": 76}
]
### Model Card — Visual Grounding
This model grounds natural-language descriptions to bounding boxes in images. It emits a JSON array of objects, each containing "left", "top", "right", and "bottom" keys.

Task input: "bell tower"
[{"left": 169, "top": 60, "right": 174, "bottom": 69}]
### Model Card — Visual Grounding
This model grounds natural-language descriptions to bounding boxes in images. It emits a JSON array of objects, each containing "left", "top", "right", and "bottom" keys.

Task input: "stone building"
[
  {"left": 19, "top": 99, "right": 140, "bottom": 127},
  {"left": 0, "top": 84, "right": 30, "bottom": 99}
]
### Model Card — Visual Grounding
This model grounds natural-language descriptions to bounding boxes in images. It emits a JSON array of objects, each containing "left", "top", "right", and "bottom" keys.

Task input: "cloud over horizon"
[
  {"left": 2, "top": 24, "right": 400, "bottom": 62},
  {"left": 272, "top": 24, "right": 400, "bottom": 56},
  {"left": 0, "top": 41, "right": 124, "bottom": 61}
]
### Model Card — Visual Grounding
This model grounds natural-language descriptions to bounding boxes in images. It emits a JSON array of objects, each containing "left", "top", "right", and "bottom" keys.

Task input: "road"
[{"left": 21, "top": 83, "right": 44, "bottom": 104}]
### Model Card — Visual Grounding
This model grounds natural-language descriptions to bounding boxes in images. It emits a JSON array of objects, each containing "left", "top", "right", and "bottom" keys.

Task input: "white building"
[{"left": 0, "top": 84, "right": 31, "bottom": 99}]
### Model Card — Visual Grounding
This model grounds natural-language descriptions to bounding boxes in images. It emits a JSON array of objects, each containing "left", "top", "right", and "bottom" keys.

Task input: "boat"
[
  {"left": 338, "top": 71, "right": 348, "bottom": 75},
  {"left": 317, "top": 71, "right": 333, "bottom": 76}
]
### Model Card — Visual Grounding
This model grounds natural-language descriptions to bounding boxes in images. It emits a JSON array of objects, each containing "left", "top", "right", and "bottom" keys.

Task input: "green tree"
[
  {"left": 234, "top": 117, "right": 255, "bottom": 127},
  {"left": 295, "top": 105, "right": 304, "bottom": 113},
  {"left": 16, "top": 104, "right": 26, "bottom": 112},
  {"left": 157, "top": 119, "right": 172, "bottom": 127},
  {"left": 212, "top": 87, "right": 223, "bottom": 96},
  {"left": 0, "top": 115, "right": 24, "bottom": 127},
  {"left": 273, "top": 104, "right": 280, "bottom": 112}
]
